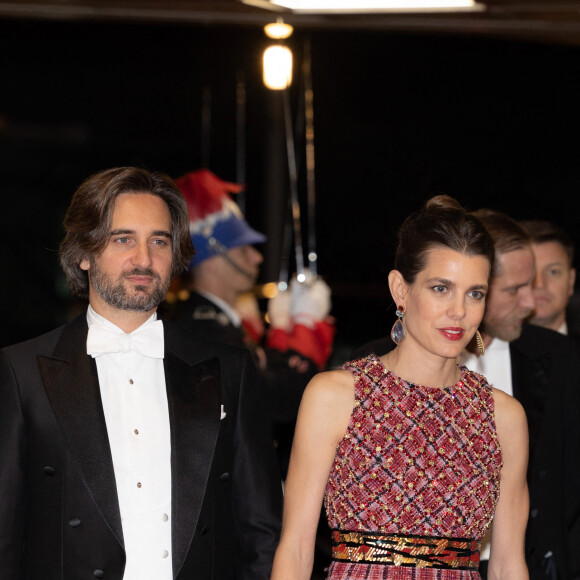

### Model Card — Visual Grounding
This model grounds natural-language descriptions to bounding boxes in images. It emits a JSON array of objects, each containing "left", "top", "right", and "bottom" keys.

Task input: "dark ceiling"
[{"left": 2, "top": 0, "right": 580, "bottom": 45}]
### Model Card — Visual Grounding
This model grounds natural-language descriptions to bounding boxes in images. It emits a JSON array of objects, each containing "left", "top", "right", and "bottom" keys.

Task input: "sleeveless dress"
[{"left": 324, "top": 355, "right": 502, "bottom": 579}]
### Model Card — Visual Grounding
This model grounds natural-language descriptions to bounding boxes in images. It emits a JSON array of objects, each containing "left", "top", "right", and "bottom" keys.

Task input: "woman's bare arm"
[
  {"left": 270, "top": 369, "right": 355, "bottom": 580},
  {"left": 487, "top": 387, "right": 529, "bottom": 580}
]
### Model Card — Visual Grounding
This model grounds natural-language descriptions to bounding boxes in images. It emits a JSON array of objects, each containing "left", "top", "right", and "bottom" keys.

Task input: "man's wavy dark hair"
[{"left": 60, "top": 166, "right": 195, "bottom": 297}]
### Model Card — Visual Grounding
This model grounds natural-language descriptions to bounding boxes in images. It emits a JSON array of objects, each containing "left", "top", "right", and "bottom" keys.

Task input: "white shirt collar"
[
  {"left": 86, "top": 304, "right": 158, "bottom": 333},
  {"left": 196, "top": 290, "right": 242, "bottom": 327}
]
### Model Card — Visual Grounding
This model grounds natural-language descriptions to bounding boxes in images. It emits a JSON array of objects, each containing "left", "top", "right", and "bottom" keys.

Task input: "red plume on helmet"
[
  {"left": 175, "top": 168, "right": 245, "bottom": 221},
  {"left": 174, "top": 168, "right": 266, "bottom": 266}
]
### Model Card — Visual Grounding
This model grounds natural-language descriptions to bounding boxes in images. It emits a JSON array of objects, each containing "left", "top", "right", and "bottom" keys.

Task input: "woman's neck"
[{"left": 380, "top": 344, "right": 459, "bottom": 388}]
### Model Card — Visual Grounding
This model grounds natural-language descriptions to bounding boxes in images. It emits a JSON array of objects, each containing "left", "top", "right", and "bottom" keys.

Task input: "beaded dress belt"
[{"left": 331, "top": 529, "right": 481, "bottom": 569}]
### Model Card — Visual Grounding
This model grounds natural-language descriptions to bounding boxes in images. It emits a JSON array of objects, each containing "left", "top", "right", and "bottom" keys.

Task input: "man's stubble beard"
[
  {"left": 89, "top": 259, "right": 170, "bottom": 312},
  {"left": 481, "top": 313, "right": 529, "bottom": 343}
]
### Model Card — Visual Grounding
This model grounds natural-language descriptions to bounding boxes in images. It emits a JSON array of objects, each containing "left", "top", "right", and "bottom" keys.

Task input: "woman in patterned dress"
[{"left": 271, "top": 196, "right": 529, "bottom": 580}]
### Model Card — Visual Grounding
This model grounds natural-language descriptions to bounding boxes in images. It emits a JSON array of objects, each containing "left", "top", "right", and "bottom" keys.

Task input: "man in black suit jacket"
[
  {"left": 353, "top": 209, "right": 580, "bottom": 580},
  {"left": 0, "top": 167, "right": 282, "bottom": 579},
  {"left": 166, "top": 170, "right": 335, "bottom": 482},
  {"left": 519, "top": 219, "right": 577, "bottom": 337},
  {"left": 466, "top": 210, "right": 580, "bottom": 580}
]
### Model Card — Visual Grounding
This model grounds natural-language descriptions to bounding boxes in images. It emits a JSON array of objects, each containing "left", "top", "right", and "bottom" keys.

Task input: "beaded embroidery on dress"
[{"left": 324, "top": 355, "right": 502, "bottom": 579}]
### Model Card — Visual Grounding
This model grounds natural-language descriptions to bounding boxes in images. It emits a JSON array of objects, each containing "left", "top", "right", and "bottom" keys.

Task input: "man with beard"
[
  {"left": 459, "top": 210, "right": 580, "bottom": 580},
  {"left": 0, "top": 167, "right": 282, "bottom": 580}
]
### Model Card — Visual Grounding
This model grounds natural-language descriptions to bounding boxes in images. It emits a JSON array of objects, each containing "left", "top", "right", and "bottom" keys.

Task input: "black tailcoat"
[
  {"left": 0, "top": 314, "right": 282, "bottom": 579},
  {"left": 169, "top": 291, "right": 319, "bottom": 480}
]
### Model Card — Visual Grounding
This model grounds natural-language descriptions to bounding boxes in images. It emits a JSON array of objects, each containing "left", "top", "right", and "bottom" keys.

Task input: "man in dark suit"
[
  {"left": 519, "top": 219, "right": 578, "bottom": 337},
  {"left": 0, "top": 167, "right": 282, "bottom": 579},
  {"left": 352, "top": 209, "right": 580, "bottom": 580},
  {"left": 166, "top": 169, "right": 335, "bottom": 481}
]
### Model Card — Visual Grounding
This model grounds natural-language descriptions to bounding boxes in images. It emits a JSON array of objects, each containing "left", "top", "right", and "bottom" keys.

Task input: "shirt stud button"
[
  {"left": 137, "top": 482, "right": 142, "bottom": 488},
  {"left": 161, "top": 550, "right": 169, "bottom": 558},
  {"left": 129, "top": 379, "right": 134, "bottom": 384},
  {"left": 161, "top": 513, "right": 169, "bottom": 522}
]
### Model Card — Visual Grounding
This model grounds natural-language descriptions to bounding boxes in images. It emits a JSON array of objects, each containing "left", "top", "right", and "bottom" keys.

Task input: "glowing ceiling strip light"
[{"left": 243, "top": 0, "right": 483, "bottom": 12}]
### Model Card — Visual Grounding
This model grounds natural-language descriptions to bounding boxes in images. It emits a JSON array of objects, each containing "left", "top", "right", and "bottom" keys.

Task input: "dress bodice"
[{"left": 323, "top": 355, "right": 503, "bottom": 579}]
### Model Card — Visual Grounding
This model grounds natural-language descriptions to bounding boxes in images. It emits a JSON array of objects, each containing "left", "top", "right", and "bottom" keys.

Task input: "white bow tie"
[{"left": 86, "top": 320, "right": 164, "bottom": 359}]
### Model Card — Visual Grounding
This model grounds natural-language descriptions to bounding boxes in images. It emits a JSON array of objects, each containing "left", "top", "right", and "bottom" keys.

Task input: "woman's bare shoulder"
[
  {"left": 304, "top": 368, "right": 354, "bottom": 399},
  {"left": 491, "top": 387, "right": 525, "bottom": 417},
  {"left": 491, "top": 387, "right": 528, "bottom": 437},
  {"left": 300, "top": 369, "right": 356, "bottom": 416}
]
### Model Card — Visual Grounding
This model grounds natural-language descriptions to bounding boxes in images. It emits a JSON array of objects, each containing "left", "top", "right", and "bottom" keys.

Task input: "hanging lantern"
[
  {"left": 263, "top": 45, "right": 293, "bottom": 90},
  {"left": 263, "top": 18, "right": 294, "bottom": 90}
]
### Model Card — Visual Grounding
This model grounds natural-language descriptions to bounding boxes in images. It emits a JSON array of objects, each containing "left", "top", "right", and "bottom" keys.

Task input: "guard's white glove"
[
  {"left": 291, "top": 275, "right": 332, "bottom": 328},
  {"left": 267, "top": 287, "right": 292, "bottom": 331}
]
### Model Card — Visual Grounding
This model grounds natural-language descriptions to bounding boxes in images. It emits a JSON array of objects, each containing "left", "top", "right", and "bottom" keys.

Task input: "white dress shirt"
[
  {"left": 459, "top": 338, "right": 513, "bottom": 396},
  {"left": 459, "top": 338, "right": 513, "bottom": 561},
  {"left": 86, "top": 306, "right": 173, "bottom": 580}
]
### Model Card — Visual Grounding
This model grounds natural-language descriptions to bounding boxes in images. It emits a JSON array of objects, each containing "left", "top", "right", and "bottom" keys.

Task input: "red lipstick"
[{"left": 439, "top": 328, "right": 464, "bottom": 341}]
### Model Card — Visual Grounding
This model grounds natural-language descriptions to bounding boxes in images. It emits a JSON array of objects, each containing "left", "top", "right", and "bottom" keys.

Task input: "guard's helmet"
[{"left": 175, "top": 169, "right": 266, "bottom": 267}]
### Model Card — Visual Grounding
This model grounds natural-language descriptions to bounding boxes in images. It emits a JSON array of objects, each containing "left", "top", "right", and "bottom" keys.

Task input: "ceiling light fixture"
[
  {"left": 243, "top": 0, "right": 484, "bottom": 12},
  {"left": 264, "top": 19, "right": 294, "bottom": 39},
  {"left": 263, "top": 18, "right": 293, "bottom": 90},
  {"left": 263, "top": 46, "right": 293, "bottom": 90}
]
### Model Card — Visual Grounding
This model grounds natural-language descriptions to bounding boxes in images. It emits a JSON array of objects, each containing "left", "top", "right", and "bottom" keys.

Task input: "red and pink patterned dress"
[{"left": 324, "top": 355, "right": 502, "bottom": 579}]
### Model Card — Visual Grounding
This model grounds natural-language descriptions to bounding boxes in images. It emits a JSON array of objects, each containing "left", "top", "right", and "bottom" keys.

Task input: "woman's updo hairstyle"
[{"left": 394, "top": 194, "right": 495, "bottom": 284}]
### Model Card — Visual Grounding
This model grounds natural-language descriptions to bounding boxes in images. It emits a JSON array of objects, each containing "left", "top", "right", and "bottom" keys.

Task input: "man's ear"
[
  {"left": 80, "top": 258, "right": 90, "bottom": 271},
  {"left": 388, "top": 270, "right": 408, "bottom": 307},
  {"left": 569, "top": 267, "right": 576, "bottom": 297}
]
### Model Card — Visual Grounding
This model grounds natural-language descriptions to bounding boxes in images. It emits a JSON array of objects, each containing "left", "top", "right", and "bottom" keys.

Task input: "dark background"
[{"left": 1, "top": 16, "right": 579, "bottom": 358}]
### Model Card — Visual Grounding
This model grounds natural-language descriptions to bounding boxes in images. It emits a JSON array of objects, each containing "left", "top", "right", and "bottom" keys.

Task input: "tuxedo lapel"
[
  {"left": 510, "top": 327, "right": 551, "bottom": 407},
  {"left": 510, "top": 326, "right": 554, "bottom": 466},
  {"left": 37, "top": 315, "right": 223, "bottom": 575},
  {"left": 37, "top": 315, "right": 124, "bottom": 548},
  {"left": 164, "top": 333, "right": 221, "bottom": 579}
]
